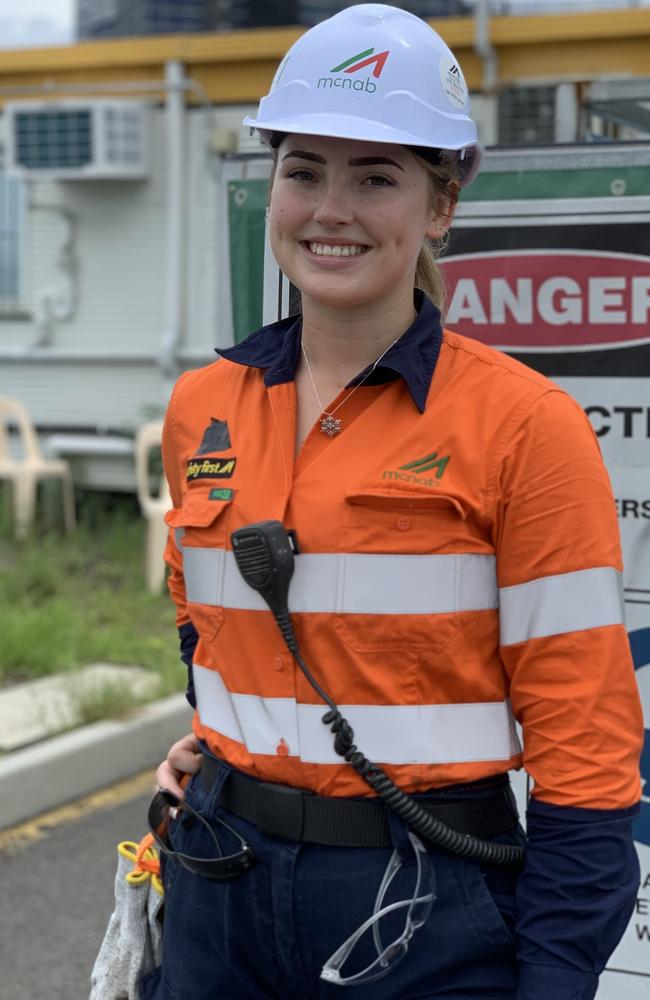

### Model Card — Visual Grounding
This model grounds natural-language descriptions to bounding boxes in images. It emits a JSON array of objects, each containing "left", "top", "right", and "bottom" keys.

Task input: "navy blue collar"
[{"left": 217, "top": 292, "right": 443, "bottom": 413}]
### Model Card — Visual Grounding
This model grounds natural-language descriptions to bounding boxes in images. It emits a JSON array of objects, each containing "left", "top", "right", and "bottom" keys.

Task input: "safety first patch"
[{"left": 187, "top": 457, "right": 237, "bottom": 481}]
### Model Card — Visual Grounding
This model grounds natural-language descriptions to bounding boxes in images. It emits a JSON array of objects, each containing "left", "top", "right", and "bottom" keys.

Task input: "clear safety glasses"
[{"left": 320, "top": 831, "right": 436, "bottom": 987}]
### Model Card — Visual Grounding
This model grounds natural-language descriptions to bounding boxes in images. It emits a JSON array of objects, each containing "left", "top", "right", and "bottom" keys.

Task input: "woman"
[{"left": 148, "top": 6, "right": 642, "bottom": 999}]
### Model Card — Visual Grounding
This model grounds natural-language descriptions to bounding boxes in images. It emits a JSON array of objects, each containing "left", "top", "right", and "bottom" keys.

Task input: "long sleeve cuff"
[
  {"left": 515, "top": 798, "right": 640, "bottom": 998},
  {"left": 516, "top": 961, "right": 598, "bottom": 1000},
  {"left": 178, "top": 621, "right": 198, "bottom": 708}
]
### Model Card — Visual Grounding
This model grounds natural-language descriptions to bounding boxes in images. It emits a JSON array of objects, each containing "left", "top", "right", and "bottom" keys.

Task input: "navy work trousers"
[{"left": 141, "top": 758, "right": 522, "bottom": 1000}]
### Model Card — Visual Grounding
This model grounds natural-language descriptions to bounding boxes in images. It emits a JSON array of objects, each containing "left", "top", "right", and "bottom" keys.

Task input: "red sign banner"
[{"left": 441, "top": 250, "right": 650, "bottom": 351}]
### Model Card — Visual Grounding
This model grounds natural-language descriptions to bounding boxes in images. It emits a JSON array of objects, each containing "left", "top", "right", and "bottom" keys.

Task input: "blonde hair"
[{"left": 413, "top": 157, "right": 460, "bottom": 320}]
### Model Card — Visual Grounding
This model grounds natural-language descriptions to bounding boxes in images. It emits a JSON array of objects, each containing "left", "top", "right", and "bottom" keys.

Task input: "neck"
[{"left": 300, "top": 294, "right": 416, "bottom": 380}]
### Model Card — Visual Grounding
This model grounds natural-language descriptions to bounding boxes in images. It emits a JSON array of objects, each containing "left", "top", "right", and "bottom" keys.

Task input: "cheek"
[
  {"left": 269, "top": 199, "right": 307, "bottom": 252},
  {"left": 269, "top": 182, "right": 291, "bottom": 222},
  {"left": 268, "top": 195, "right": 284, "bottom": 227},
  {"left": 268, "top": 201, "right": 293, "bottom": 252},
  {"left": 269, "top": 222, "right": 290, "bottom": 273},
  {"left": 388, "top": 221, "right": 428, "bottom": 255},
  {"left": 382, "top": 192, "right": 432, "bottom": 246}
]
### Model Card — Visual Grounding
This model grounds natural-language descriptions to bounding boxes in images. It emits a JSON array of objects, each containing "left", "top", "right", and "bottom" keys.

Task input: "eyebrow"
[{"left": 282, "top": 150, "right": 405, "bottom": 172}]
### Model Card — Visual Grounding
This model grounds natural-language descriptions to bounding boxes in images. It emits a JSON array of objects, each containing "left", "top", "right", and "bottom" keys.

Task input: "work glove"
[{"left": 89, "top": 835, "right": 164, "bottom": 1000}]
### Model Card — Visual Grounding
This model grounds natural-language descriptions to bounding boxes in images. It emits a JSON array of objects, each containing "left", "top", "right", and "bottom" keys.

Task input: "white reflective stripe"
[
  {"left": 181, "top": 547, "right": 498, "bottom": 615},
  {"left": 182, "top": 547, "right": 228, "bottom": 605},
  {"left": 499, "top": 566, "right": 625, "bottom": 647},
  {"left": 193, "top": 665, "right": 299, "bottom": 750},
  {"left": 339, "top": 553, "right": 497, "bottom": 615},
  {"left": 193, "top": 664, "right": 521, "bottom": 765}
]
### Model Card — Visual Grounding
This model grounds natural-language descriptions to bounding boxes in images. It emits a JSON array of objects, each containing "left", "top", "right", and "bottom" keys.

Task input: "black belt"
[{"left": 201, "top": 756, "right": 518, "bottom": 849}]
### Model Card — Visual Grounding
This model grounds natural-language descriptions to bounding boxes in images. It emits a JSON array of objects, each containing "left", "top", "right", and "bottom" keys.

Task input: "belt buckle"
[{"left": 255, "top": 781, "right": 311, "bottom": 841}]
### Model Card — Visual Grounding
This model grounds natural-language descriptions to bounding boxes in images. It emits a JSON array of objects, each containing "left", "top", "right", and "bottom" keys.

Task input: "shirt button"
[
  {"left": 396, "top": 517, "right": 410, "bottom": 531},
  {"left": 273, "top": 655, "right": 284, "bottom": 671},
  {"left": 276, "top": 738, "right": 289, "bottom": 757}
]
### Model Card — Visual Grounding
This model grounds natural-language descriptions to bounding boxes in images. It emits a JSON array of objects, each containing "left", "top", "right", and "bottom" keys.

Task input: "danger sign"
[{"left": 441, "top": 250, "right": 650, "bottom": 350}]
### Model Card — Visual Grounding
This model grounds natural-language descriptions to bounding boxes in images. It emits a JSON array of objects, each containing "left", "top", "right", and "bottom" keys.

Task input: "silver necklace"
[{"left": 300, "top": 336, "right": 400, "bottom": 437}]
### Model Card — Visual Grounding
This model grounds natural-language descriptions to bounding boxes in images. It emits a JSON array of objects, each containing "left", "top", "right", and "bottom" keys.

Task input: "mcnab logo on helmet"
[
  {"left": 318, "top": 47, "right": 390, "bottom": 93},
  {"left": 441, "top": 250, "right": 650, "bottom": 351}
]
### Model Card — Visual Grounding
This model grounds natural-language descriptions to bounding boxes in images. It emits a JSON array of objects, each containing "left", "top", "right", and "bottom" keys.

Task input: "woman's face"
[{"left": 268, "top": 134, "right": 450, "bottom": 314}]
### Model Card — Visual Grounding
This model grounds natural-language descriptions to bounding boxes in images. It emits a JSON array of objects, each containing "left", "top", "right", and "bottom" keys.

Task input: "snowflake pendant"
[{"left": 320, "top": 414, "right": 342, "bottom": 437}]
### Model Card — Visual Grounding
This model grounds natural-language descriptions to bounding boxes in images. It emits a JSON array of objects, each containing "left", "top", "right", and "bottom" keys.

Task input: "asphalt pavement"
[
  {"left": 0, "top": 775, "right": 155, "bottom": 1000},
  {"left": 0, "top": 680, "right": 192, "bottom": 999}
]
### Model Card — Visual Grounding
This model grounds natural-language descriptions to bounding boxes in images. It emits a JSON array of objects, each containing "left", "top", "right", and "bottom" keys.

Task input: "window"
[
  {"left": 0, "top": 158, "right": 24, "bottom": 310},
  {"left": 498, "top": 86, "right": 557, "bottom": 146}
]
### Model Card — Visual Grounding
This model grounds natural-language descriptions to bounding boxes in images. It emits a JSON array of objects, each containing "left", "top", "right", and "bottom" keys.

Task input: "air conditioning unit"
[{"left": 5, "top": 100, "right": 149, "bottom": 180}]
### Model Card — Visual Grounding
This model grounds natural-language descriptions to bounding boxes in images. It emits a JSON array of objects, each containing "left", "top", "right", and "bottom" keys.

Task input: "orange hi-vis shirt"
[{"left": 163, "top": 305, "right": 642, "bottom": 810}]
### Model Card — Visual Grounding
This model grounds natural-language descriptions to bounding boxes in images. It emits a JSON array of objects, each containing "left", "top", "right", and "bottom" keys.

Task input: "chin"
[
  {"left": 298, "top": 277, "right": 381, "bottom": 312},
  {"left": 308, "top": 289, "right": 376, "bottom": 312}
]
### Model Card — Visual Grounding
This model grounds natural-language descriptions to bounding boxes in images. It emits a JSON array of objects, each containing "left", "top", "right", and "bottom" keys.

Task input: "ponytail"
[
  {"left": 413, "top": 157, "right": 460, "bottom": 322},
  {"left": 415, "top": 237, "right": 450, "bottom": 318}
]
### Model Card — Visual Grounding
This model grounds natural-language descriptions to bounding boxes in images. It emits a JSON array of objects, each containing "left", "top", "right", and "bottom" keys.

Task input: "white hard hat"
[{"left": 244, "top": 3, "right": 481, "bottom": 187}]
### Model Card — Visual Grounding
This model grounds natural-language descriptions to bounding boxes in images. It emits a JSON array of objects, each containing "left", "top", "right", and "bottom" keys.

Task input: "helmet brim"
[{"left": 244, "top": 115, "right": 481, "bottom": 188}]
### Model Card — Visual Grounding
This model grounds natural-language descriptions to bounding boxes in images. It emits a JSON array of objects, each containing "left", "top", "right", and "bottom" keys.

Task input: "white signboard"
[{"left": 442, "top": 221, "right": 650, "bottom": 996}]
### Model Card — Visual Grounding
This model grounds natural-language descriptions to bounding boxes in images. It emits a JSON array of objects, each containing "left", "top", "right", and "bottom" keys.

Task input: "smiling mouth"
[{"left": 304, "top": 242, "right": 370, "bottom": 258}]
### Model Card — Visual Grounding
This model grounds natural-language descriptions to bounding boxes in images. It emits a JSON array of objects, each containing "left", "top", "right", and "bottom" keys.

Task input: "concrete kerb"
[{"left": 0, "top": 693, "right": 193, "bottom": 830}]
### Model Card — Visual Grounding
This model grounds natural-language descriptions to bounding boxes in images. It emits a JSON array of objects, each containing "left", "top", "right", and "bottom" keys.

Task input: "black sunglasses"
[{"left": 148, "top": 788, "right": 256, "bottom": 882}]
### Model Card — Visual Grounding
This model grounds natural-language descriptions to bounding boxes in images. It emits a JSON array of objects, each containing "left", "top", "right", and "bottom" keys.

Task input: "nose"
[{"left": 313, "top": 180, "right": 354, "bottom": 227}]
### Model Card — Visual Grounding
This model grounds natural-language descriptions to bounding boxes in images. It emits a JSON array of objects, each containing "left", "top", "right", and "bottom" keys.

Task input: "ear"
[{"left": 425, "top": 181, "right": 459, "bottom": 240}]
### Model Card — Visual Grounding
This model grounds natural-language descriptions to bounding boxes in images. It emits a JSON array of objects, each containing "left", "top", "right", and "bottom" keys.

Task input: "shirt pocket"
[
  {"left": 344, "top": 489, "right": 467, "bottom": 552},
  {"left": 165, "top": 492, "right": 233, "bottom": 642},
  {"left": 334, "top": 489, "right": 468, "bottom": 652}
]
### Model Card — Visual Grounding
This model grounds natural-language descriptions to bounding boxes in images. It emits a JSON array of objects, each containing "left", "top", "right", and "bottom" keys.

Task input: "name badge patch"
[{"left": 209, "top": 487, "right": 234, "bottom": 501}]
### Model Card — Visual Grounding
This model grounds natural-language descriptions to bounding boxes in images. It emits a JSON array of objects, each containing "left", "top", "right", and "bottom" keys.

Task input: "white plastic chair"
[
  {"left": 135, "top": 420, "right": 171, "bottom": 594},
  {"left": 0, "top": 396, "right": 77, "bottom": 538}
]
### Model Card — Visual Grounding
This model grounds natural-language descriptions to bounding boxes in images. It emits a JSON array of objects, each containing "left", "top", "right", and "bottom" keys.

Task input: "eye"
[
  {"left": 286, "top": 168, "right": 318, "bottom": 183},
  {"left": 363, "top": 174, "right": 395, "bottom": 187}
]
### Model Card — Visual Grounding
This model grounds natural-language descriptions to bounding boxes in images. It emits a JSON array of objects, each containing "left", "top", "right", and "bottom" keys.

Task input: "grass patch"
[
  {"left": 69, "top": 681, "right": 145, "bottom": 727},
  {"left": 0, "top": 491, "right": 184, "bottom": 698}
]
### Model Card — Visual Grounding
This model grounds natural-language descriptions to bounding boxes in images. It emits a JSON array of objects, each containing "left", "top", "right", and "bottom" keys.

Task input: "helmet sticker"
[
  {"left": 330, "top": 48, "right": 390, "bottom": 80},
  {"left": 439, "top": 54, "right": 467, "bottom": 110},
  {"left": 316, "top": 46, "right": 390, "bottom": 93}
]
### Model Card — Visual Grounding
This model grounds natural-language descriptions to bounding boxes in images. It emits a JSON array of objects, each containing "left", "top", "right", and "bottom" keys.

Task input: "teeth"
[{"left": 308, "top": 242, "right": 367, "bottom": 257}]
